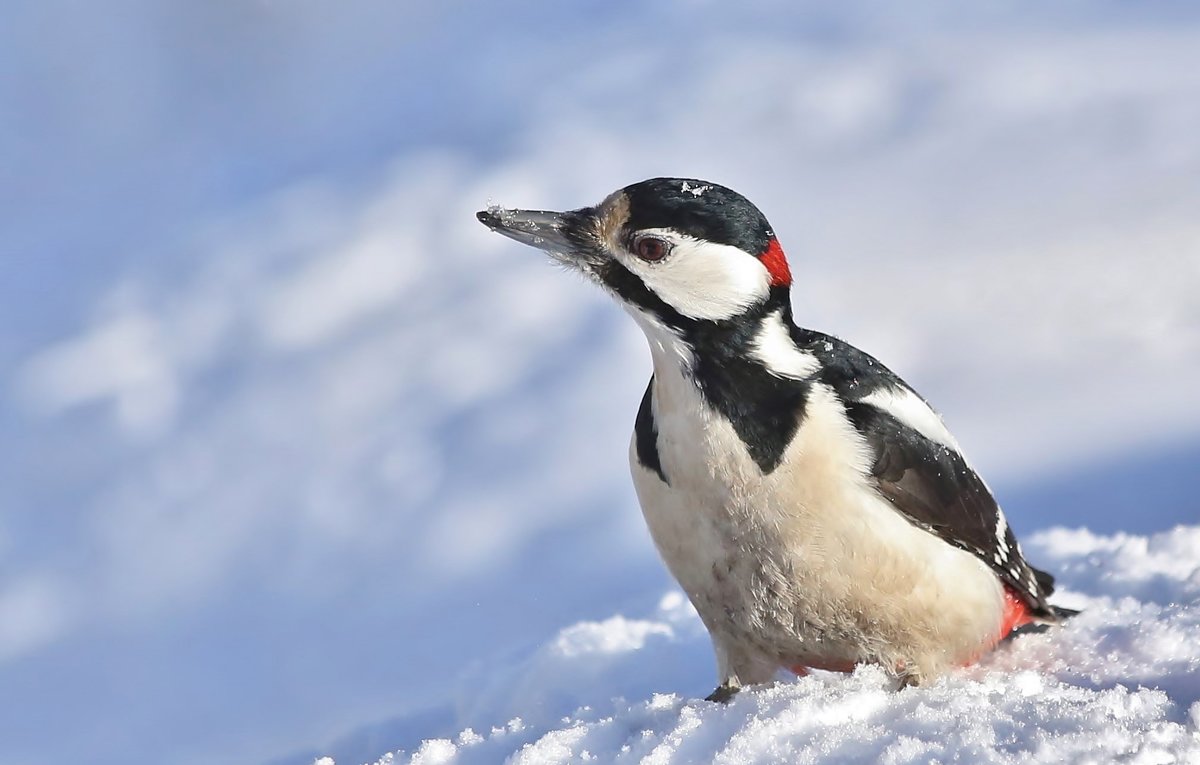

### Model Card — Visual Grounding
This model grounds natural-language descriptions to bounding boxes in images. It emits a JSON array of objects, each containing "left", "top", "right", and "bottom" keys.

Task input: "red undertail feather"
[
  {"left": 1000, "top": 584, "right": 1035, "bottom": 637},
  {"left": 760, "top": 237, "right": 792, "bottom": 287}
]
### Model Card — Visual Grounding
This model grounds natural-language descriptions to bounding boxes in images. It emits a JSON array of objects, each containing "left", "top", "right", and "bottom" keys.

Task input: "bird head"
[{"left": 477, "top": 178, "right": 793, "bottom": 334}]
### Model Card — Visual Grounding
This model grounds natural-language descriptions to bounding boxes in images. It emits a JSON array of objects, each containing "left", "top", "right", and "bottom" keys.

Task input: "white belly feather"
[{"left": 629, "top": 362, "right": 1006, "bottom": 685}]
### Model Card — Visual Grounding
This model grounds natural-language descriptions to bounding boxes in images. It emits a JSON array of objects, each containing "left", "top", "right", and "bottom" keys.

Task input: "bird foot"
[{"left": 704, "top": 682, "right": 741, "bottom": 703}]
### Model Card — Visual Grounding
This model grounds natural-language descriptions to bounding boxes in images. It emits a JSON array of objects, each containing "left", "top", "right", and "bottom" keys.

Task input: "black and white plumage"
[{"left": 477, "top": 178, "right": 1073, "bottom": 699}]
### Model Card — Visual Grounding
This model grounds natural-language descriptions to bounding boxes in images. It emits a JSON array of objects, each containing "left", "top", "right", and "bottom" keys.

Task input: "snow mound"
[{"left": 327, "top": 526, "right": 1200, "bottom": 765}]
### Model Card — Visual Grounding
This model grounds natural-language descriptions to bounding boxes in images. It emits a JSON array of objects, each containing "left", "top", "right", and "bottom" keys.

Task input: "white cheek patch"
[
  {"left": 621, "top": 229, "right": 771, "bottom": 321},
  {"left": 861, "top": 386, "right": 961, "bottom": 450},
  {"left": 752, "top": 310, "right": 820, "bottom": 380}
]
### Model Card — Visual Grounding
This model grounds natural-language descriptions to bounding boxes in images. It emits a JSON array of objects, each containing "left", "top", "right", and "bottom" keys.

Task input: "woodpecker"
[{"left": 477, "top": 178, "right": 1074, "bottom": 701}]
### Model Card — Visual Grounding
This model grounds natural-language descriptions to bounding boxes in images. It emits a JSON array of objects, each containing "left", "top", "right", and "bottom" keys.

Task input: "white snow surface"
[{"left": 323, "top": 526, "right": 1200, "bottom": 765}]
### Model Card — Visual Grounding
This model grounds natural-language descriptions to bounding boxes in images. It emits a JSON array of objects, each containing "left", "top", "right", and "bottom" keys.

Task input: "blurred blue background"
[{"left": 2, "top": 3, "right": 1198, "bottom": 764}]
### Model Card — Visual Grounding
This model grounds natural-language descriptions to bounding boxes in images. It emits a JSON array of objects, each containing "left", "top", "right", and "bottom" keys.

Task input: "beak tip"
[{"left": 474, "top": 205, "right": 586, "bottom": 257}]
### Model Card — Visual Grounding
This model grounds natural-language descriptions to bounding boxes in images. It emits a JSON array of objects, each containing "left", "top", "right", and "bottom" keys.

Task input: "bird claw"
[{"left": 704, "top": 682, "right": 741, "bottom": 703}]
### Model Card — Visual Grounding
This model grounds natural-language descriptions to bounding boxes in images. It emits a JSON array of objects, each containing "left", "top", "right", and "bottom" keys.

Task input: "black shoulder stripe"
[
  {"left": 795, "top": 327, "right": 905, "bottom": 401},
  {"left": 635, "top": 378, "right": 668, "bottom": 484}
]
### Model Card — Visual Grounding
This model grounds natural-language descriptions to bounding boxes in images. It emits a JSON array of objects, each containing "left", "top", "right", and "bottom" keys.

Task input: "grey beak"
[{"left": 476, "top": 207, "right": 593, "bottom": 259}]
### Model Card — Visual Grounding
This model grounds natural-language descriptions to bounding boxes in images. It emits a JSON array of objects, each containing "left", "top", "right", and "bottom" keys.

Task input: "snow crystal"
[{"left": 484, "top": 203, "right": 514, "bottom": 224}]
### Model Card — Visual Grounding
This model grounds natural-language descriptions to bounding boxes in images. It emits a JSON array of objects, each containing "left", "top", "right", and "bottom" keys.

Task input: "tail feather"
[
  {"left": 1030, "top": 565, "right": 1057, "bottom": 596},
  {"left": 1028, "top": 565, "right": 1080, "bottom": 622},
  {"left": 1002, "top": 603, "right": 1081, "bottom": 642},
  {"left": 1050, "top": 604, "right": 1081, "bottom": 620}
]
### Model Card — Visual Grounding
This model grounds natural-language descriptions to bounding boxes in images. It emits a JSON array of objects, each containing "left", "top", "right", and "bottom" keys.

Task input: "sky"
[{"left": 1, "top": 3, "right": 1198, "bottom": 765}]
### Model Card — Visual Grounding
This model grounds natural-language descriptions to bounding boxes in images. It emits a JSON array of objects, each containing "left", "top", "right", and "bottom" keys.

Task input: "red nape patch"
[
  {"left": 759, "top": 237, "right": 792, "bottom": 288},
  {"left": 999, "top": 585, "right": 1035, "bottom": 638}
]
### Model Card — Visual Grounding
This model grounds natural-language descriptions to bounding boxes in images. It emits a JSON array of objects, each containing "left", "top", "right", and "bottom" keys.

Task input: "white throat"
[{"left": 625, "top": 307, "right": 695, "bottom": 379}]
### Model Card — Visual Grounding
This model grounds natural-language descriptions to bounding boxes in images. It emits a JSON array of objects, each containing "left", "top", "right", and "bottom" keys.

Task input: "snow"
[{"left": 328, "top": 527, "right": 1200, "bottom": 765}]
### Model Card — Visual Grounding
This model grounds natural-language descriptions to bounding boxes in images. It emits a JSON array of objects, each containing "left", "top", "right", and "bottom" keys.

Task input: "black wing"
[{"left": 800, "top": 330, "right": 1056, "bottom": 617}]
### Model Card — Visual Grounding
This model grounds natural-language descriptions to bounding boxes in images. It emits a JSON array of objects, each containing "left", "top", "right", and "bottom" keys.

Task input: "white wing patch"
[
  {"left": 995, "top": 513, "right": 1010, "bottom": 555},
  {"left": 618, "top": 229, "right": 771, "bottom": 322},
  {"left": 751, "top": 310, "right": 820, "bottom": 380},
  {"left": 992, "top": 512, "right": 1017, "bottom": 573},
  {"left": 861, "top": 386, "right": 961, "bottom": 450}
]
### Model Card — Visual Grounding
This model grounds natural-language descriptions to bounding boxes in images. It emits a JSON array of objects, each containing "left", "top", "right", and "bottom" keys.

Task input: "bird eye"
[{"left": 634, "top": 236, "right": 670, "bottom": 262}]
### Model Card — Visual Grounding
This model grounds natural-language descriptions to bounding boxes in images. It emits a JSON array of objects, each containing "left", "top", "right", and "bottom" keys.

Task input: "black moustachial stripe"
[
  {"left": 635, "top": 378, "right": 668, "bottom": 483},
  {"left": 597, "top": 260, "right": 685, "bottom": 325},
  {"left": 795, "top": 323, "right": 908, "bottom": 400}
]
